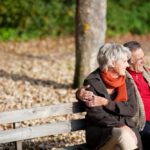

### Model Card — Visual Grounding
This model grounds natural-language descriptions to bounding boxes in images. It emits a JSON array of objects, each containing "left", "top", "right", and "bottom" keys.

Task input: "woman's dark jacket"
[{"left": 83, "top": 68, "right": 142, "bottom": 150}]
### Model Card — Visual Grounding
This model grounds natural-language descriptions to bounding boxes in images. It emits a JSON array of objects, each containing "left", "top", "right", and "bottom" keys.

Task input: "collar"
[
  {"left": 127, "top": 68, "right": 143, "bottom": 75},
  {"left": 86, "top": 68, "right": 114, "bottom": 100}
]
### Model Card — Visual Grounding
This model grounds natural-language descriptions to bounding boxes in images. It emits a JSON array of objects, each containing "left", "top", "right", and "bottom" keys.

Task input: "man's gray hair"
[{"left": 97, "top": 43, "right": 131, "bottom": 71}]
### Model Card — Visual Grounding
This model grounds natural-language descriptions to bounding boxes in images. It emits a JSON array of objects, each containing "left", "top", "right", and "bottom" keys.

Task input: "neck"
[
  {"left": 128, "top": 66, "right": 143, "bottom": 73},
  {"left": 107, "top": 88, "right": 115, "bottom": 94},
  {"left": 108, "top": 68, "right": 119, "bottom": 79}
]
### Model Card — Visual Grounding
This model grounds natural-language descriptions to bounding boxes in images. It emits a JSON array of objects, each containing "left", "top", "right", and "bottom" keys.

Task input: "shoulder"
[
  {"left": 144, "top": 66, "right": 150, "bottom": 72},
  {"left": 125, "top": 76, "right": 135, "bottom": 90},
  {"left": 85, "top": 68, "right": 100, "bottom": 80}
]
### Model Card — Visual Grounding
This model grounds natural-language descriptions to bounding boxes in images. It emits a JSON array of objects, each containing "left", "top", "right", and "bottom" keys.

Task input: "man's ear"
[
  {"left": 129, "top": 56, "right": 135, "bottom": 64},
  {"left": 129, "top": 59, "right": 134, "bottom": 64}
]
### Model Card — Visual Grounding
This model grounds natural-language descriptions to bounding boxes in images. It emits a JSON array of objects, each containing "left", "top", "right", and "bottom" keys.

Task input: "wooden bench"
[{"left": 0, "top": 102, "right": 88, "bottom": 150}]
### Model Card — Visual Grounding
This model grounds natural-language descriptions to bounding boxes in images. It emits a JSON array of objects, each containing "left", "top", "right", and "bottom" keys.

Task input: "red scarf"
[{"left": 100, "top": 71, "right": 128, "bottom": 102}]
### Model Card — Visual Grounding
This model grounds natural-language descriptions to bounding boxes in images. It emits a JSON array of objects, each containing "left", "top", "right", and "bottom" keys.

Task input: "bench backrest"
[{"left": 0, "top": 102, "right": 86, "bottom": 149}]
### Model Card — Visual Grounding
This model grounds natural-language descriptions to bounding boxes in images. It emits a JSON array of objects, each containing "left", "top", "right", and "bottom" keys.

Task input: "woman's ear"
[{"left": 111, "top": 61, "right": 115, "bottom": 68}]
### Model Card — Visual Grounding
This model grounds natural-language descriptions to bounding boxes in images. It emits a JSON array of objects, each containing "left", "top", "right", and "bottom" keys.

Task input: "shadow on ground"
[{"left": 0, "top": 69, "right": 71, "bottom": 89}]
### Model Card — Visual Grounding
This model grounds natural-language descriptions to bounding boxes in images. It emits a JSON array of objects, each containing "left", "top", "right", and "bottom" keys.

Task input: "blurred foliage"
[
  {"left": 107, "top": 0, "right": 150, "bottom": 36},
  {"left": 0, "top": 0, "right": 150, "bottom": 40},
  {"left": 0, "top": 0, "right": 75, "bottom": 40}
]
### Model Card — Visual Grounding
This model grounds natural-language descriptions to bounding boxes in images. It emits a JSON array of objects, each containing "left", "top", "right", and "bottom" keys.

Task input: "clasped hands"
[{"left": 77, "top": 85, "right": 108, "bottom": 107}]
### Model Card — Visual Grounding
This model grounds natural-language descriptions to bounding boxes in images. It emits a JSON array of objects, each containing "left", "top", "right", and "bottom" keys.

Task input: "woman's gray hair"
[{"left": 97, "top": 43, "right": 131, "bottom": 71}]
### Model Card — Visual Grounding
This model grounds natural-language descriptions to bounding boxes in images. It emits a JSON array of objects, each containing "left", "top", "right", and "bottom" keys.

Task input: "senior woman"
[{"left": 76, "top": 43, "right": 142, "bottom": 150}]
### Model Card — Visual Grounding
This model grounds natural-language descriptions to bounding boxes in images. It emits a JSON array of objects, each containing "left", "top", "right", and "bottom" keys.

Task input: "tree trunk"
[{"left": 73, "top": 0, "right": 107, "bottom": 88}]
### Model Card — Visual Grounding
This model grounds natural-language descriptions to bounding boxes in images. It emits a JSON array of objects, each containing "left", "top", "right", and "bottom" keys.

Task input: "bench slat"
[
  {"left": 0, "top": 119, "right": 86, "bottom": 143},
  {"left": 0, "top": 102, "right": 85, "bottom": 124},
  {"left": 51, "top": 144, "right": 88, "bottom": 150}
]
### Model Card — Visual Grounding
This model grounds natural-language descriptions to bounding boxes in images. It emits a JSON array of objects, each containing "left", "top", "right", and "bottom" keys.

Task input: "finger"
[
  {"left": 86, "top": 101, "right": 93, "bottom": 107},
  {"left": 84, "top": 93, "right": 94, "bottom": 100},
  {"left": 84, "top": 91, "right": 93, "bottom": 96},
  {"left": 83, "top": 95, "right": 93, "bottom": 101}
]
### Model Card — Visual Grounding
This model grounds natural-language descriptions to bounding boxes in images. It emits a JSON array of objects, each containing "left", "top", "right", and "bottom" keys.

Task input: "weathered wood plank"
[
  {"left": 0, "top": 102, "right": 85, "bottom": 124},
  {"left": 52, "top": 144, "right": 88, "bottom": 150},
  {"left": 0, "top": 119, "right": 86, "bottom": 143}
]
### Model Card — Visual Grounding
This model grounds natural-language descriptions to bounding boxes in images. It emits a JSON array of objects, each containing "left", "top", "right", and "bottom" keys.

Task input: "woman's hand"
[
  {"left": 76, "top": 85, "right": 108, "bottom": 107},
  {"left": 76, "top": 85, "right": 93, "bottom": 102},
  {"left": 86, "top": 95, "right": 108, "bottom": 107}
]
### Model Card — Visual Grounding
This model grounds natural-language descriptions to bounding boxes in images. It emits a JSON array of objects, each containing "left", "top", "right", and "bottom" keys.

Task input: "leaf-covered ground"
[
  {"left": 0, "top": 34, "right": 150, "bottom": 149},
  {"left": 0, "top": 37, "right": 84, "bottom": 150}
]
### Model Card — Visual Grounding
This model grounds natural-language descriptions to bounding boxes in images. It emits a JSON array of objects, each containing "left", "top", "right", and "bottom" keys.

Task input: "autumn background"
[{"left": 0, "top": 0, "right": 150, "bottom": 149}]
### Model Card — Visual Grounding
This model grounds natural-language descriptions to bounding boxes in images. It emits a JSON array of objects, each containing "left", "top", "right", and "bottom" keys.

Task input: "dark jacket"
[{"left": 83, "top": 68, "right": 142, "bottom": 150}]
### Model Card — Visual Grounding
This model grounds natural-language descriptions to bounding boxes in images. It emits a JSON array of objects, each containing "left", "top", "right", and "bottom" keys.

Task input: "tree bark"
[{"left": 73, "top": 0, "right": 107, "bottom": 88}]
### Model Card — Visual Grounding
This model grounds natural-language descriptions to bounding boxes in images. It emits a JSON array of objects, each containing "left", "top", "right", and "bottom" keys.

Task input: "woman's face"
[{"left": 113, "top": 57, "right": 129, "bottom": 76}]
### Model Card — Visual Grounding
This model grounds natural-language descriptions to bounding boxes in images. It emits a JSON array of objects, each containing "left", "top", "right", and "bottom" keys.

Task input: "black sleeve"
[{"left": 83, "top": 79, "right": 124, "bottom": 127}]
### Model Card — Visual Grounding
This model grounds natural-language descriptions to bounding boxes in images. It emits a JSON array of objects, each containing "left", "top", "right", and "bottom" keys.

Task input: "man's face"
[{"left": 130, "top": 48, "right": 145, "bottom": 72}]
